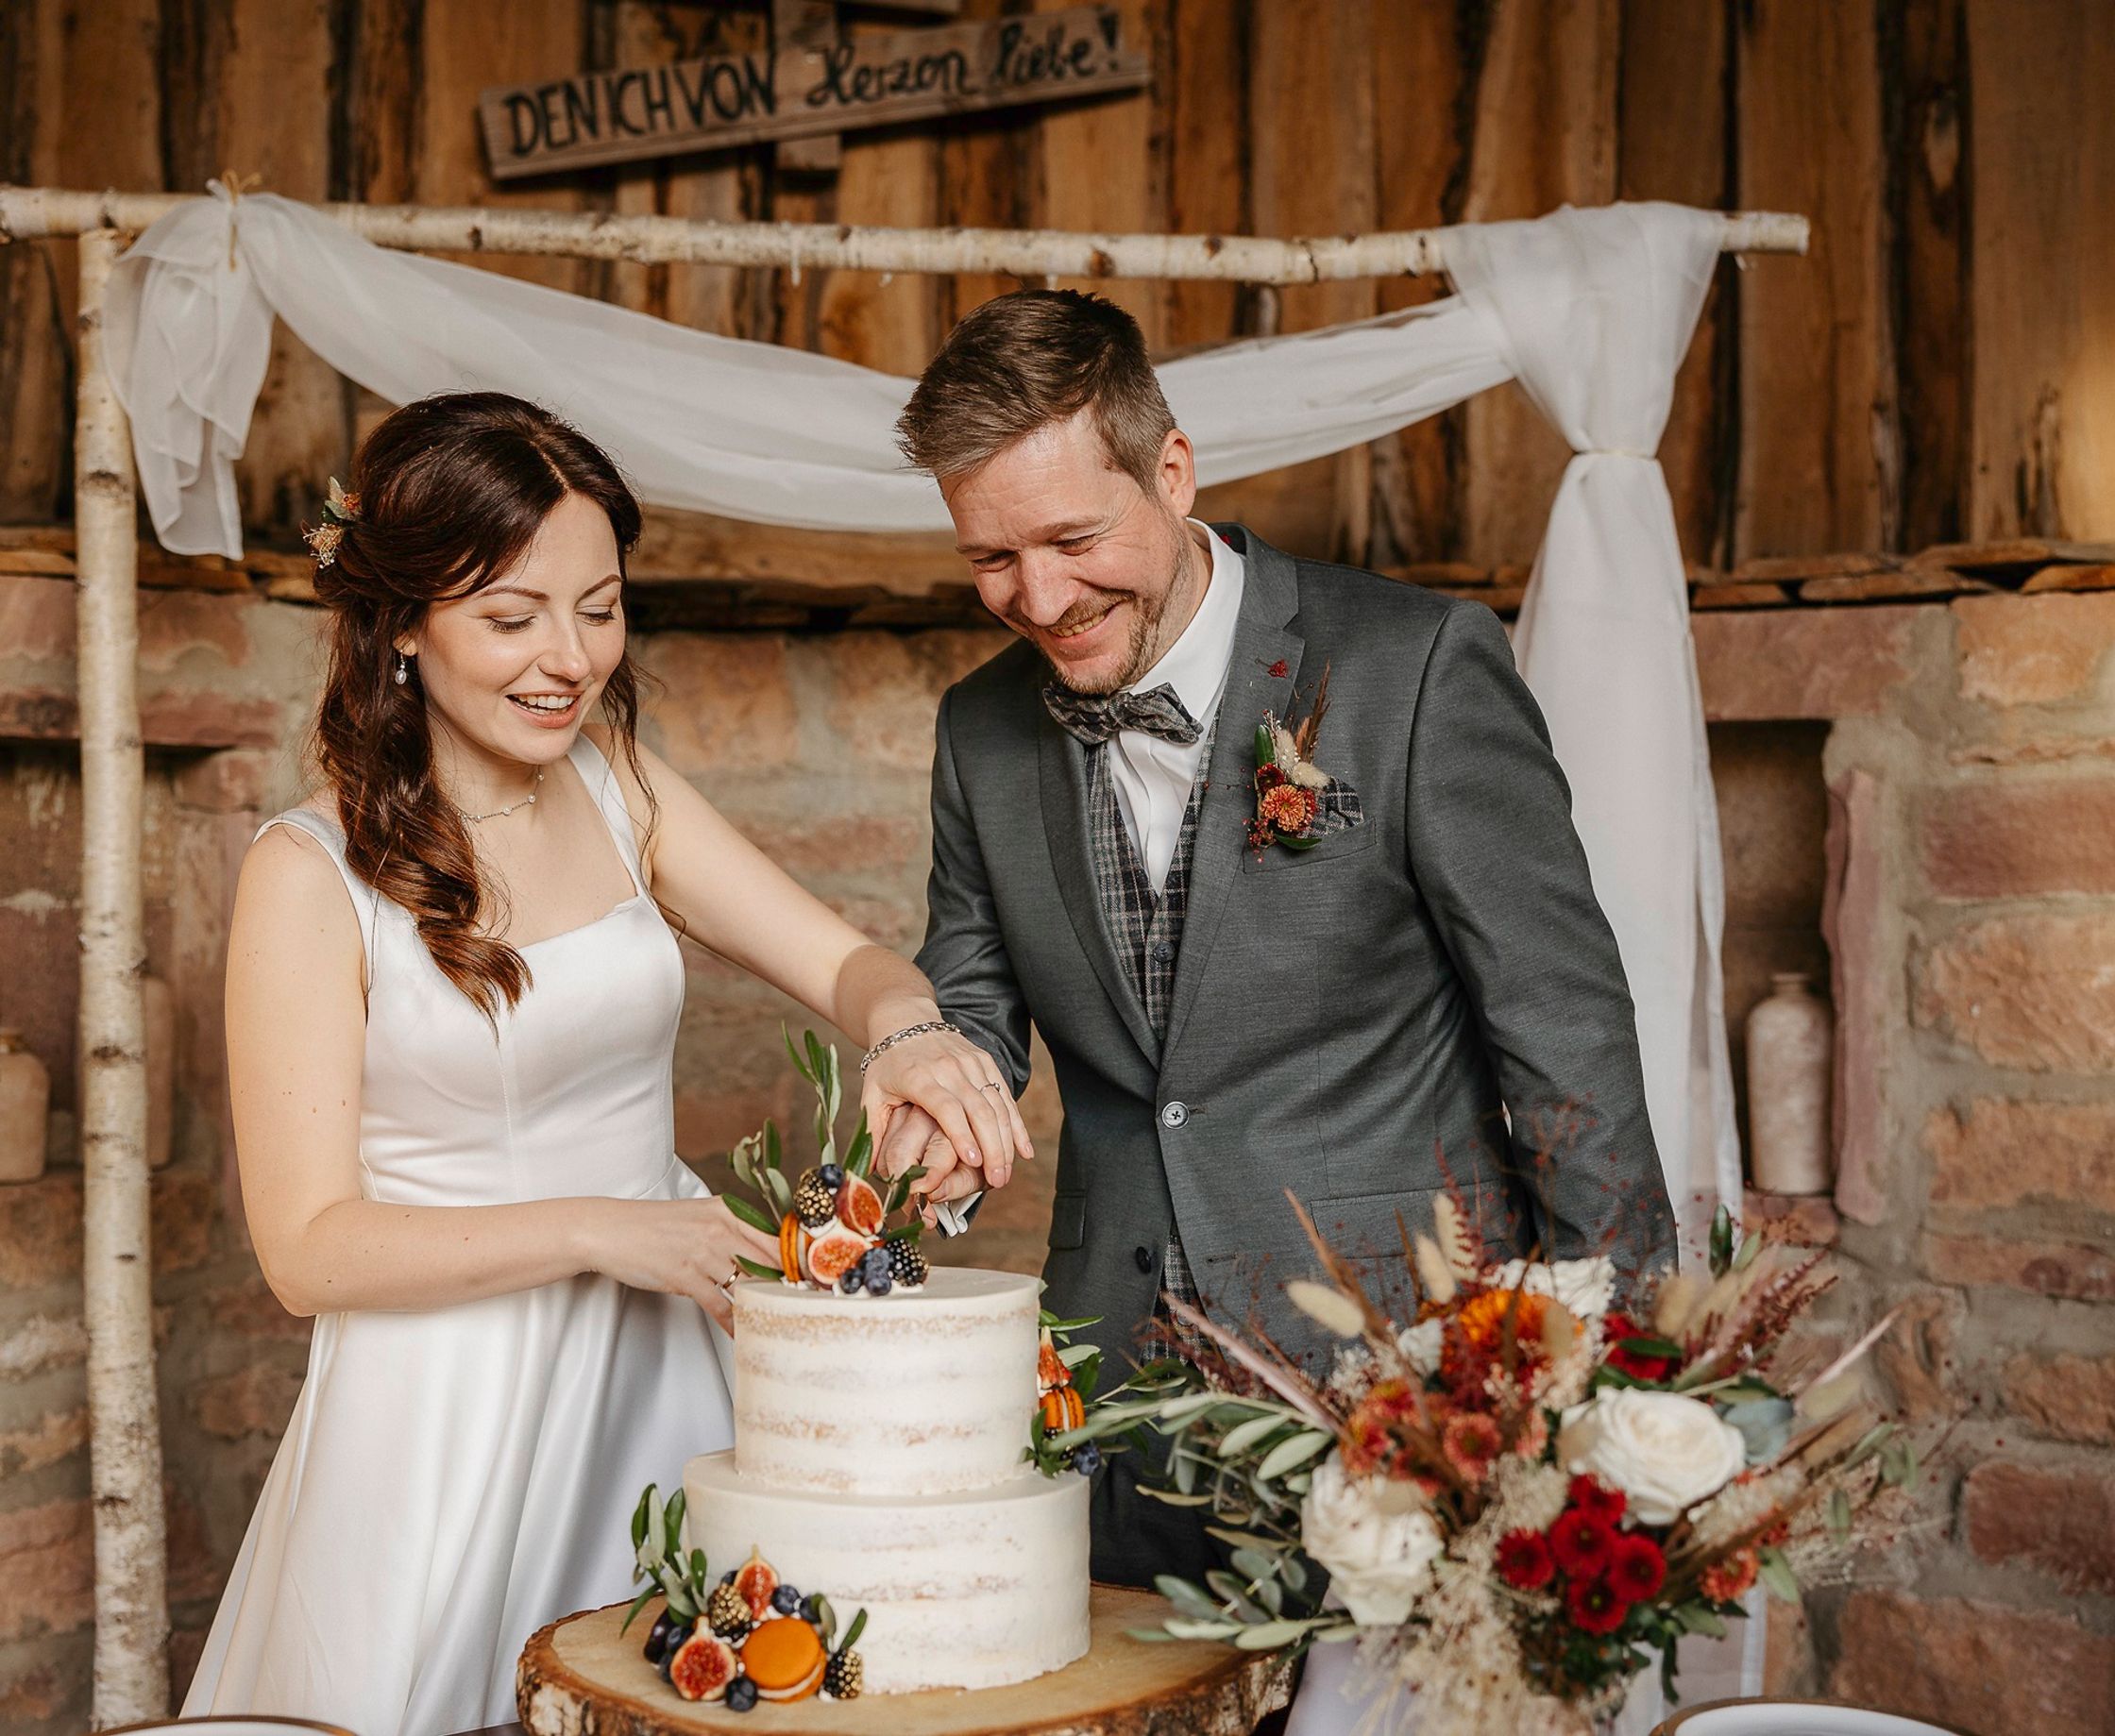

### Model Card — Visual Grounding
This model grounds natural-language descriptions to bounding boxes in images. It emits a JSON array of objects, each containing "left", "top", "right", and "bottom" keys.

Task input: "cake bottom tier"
[{"left": 683, "top": 1450, "right": 1091, "bottom": 1694}]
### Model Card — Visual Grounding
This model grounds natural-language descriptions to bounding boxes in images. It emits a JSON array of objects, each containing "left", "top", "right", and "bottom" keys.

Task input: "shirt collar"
[{"left": 1125, "top": 520, "right": 1246, "bottom": 721}]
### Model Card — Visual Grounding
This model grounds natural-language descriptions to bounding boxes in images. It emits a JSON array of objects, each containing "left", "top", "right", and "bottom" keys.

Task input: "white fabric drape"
[
  {"left": 104, "top": 186, "right": 1740, "bottom": 1271},
  {"left": 1445, "top": 205, "right": 1740, "bottom": 1267},
  {"left": 105, "top": 183, "right": 1511, "bottom": 549}
]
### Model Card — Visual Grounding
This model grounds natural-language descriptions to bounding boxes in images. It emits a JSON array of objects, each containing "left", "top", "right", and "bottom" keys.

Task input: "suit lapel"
[
  {"left": 1039, "top": 724, "right": 1161, "bottom": 1062},
  {"left": 1162, "top": 527, "right": 1305, "bottom": 1058}
]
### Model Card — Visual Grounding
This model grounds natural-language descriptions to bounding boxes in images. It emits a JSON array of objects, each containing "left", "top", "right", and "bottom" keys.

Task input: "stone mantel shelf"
[{"left": 0, "top": 530, "right": 2107, "bottom": 750}]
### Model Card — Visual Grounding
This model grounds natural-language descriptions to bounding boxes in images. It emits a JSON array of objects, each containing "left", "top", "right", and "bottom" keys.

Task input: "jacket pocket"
[
  {"left": 1240, "top": 810, "right": 1380, "bottom": 874},
  {"left": 1048, "top": 1190, "right": 1088, "bottom": 1251}
]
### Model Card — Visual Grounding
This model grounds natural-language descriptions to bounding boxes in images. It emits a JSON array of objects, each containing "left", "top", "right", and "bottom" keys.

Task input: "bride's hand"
[
  {"left": 860, "top": 1030, "right": 1032, "bottom": 1194},
  {"left": 585, "top": 1196, "right": 782, "bottom": 1331}
]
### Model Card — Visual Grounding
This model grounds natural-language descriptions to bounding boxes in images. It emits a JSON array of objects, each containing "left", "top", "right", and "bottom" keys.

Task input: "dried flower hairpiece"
[{"left": 303, "top": 477, "right": 361, "bottom": 568}]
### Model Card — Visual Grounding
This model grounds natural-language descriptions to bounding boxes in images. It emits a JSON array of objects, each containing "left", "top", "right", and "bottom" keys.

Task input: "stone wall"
[{"left": 2, "top": 573, "right": 2112, "bottom": 1730}]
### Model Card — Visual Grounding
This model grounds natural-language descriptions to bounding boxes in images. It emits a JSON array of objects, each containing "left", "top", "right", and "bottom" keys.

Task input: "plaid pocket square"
[{"left": 1307, "top": 778, "right": 1364, "bottom": 836}]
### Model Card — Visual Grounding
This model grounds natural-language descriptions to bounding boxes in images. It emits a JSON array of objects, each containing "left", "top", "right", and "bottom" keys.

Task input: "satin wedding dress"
[{"left": 184, "top": 736, "right": 736, "bottom": 1736}]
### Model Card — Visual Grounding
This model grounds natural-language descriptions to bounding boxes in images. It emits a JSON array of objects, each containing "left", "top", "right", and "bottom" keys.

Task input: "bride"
[{"left": 183, "top": 391, "right": 1031, "bottom": 1736}]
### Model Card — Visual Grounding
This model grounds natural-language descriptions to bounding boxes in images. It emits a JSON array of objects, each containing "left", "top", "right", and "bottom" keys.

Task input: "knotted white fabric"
[
  {"left": 1446, "top": 206, "right": 1739, "bottom": 1268},
  {"left": 105, "top": 188, "right": 1738, "bottom": 1261}
]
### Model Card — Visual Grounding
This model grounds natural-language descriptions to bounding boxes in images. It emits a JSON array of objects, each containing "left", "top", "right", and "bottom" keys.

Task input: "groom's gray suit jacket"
[{"left": 918, "top": 524, "right": 1676, "bottom": 1382}]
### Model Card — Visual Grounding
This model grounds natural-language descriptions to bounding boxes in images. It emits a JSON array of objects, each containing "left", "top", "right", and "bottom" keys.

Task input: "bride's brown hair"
[{"left": 310, "top": 391, "right": 650, "bottom": 1020}]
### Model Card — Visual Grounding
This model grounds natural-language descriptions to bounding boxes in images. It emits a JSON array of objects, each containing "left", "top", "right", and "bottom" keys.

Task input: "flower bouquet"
[{"left": 1061, "top": 1197, "right": 1919, "bottom": 1734}]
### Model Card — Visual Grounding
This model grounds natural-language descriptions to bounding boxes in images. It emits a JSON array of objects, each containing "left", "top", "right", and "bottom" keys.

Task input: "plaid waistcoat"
[{"left": 1083, "top": 734, "right": 1212, "bottom": 1352}]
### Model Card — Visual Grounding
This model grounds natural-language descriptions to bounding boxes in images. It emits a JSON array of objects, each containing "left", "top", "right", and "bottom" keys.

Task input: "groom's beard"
[{"left": 1042, "top": 530, "right": 1189, "bottom": 696}]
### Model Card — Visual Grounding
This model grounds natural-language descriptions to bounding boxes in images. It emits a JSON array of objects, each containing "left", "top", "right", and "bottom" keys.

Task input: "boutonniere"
[{"left": 1247, "top": 664, "right": 1333, "bottom": 854}]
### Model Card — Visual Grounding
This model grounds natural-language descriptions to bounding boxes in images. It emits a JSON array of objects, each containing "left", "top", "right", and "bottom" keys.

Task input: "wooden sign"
[{"left": 480, "top": 6, "right": 1152, "bottom": 182}]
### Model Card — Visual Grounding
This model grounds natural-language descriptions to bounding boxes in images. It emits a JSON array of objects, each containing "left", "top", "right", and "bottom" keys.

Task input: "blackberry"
[
  {"left": 724, "top": 1676, "right": 758, "bottom": 1712},
  {"left": 792, "top": 1167, "right": 836, "bottom": 1229},
  {"left": 886, "top": 1239, "right": 929, "bottom": 1288},
  {"left": 770, "top": 1583, "right": 802, "bottom": 1615},
  {"left": 824, "top": 1649, "right": 864, "bottom": 1700},
  {"left": 818, "top": 1163, "right": 845, "bottom": 1191},
  {"left": 705, "top": 1583, "right": 751, "bottom": 1639}
]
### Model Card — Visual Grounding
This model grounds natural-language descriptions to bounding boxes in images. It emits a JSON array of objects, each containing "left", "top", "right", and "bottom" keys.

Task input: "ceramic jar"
[
  {"left": 0, "top": 1030, "right": 50, "bottom": 1184},
  {"left": 1746, "top": 971, "right": 1834, "bottom": 1195}
]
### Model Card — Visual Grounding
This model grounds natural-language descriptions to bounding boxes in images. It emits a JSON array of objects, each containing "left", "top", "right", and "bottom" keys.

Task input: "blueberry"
[
  {"left": 819, "top": 1164, "right": 844, "bottom": 1190},
  {"left": 1073, "top": 1441, "right": 1103, "bottom": 1475},
  {"left": 862, "top": 1245, "right": 892, "bottom": 1276},
  {"left": 866, "top": 1269, "right": 892, "bottom": 1297},
  {"left": 725, "top": 1676, "right": 758, "bottom": 1712},
  {"left": 838, "top": 1265, "right": 866, "bottom": 1293},
  {"left": 719, "top": 1569, "right": 736, "bottom": 1586},
  {"left": 771, "top": 1583, "right": 802, "bottom": 1614}
]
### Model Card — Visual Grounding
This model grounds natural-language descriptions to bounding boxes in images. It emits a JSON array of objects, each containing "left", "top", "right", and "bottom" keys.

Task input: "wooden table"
[{"left": 516, "top": 1587, "right": 1294, "bottom": 1736}]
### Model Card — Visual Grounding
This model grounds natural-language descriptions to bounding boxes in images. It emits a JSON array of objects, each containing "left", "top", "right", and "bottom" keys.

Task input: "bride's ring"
[{"left": 979, "top": 1082, "right": 1006, "bottom": 1094}]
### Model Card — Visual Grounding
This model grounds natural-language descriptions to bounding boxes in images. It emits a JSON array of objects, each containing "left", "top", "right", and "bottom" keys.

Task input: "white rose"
[
  {"left": 1557, "top": 1390, "right": 1749, "bottom": 1526},
  {"left": 1396, "top": 1318, "right": 1443, "bottom": 1375},
  {"left": 1491, "top": 1256, "right": 1616, "bottom": 1320},
  {"left": 1298, "top": 1453, "right": 1444, "bottom": 1626}
]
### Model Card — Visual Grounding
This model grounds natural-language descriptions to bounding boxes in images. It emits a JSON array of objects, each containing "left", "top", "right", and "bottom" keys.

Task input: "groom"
[{"left": 879, "top": 289, "right": 1676, "bottom": 1587}]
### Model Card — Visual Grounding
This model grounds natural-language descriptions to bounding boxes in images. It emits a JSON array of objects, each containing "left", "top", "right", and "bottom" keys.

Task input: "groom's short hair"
[{"left": 896, "top": 289, "right": 1176, "bottom": 493}]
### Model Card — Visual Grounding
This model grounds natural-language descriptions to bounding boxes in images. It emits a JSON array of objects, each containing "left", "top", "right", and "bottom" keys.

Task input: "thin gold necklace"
[{"left": 459, "top": 766, "right": 543, "bottom": 823}]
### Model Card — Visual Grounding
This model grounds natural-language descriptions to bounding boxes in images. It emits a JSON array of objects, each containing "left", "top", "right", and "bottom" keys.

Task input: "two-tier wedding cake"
[{"left": 684, "top": 1268, "right": 1091, "bottom": 1694}]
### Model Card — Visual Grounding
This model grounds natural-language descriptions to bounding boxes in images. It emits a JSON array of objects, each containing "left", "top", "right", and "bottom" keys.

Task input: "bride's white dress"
[{"left": 183, "top": 735, "right": 736, "bottom": 1736}]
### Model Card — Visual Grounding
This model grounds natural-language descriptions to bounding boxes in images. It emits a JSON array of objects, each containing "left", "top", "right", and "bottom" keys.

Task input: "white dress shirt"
[{"left": 1108, "top": 522, "right": 1246, "bottom": 891}]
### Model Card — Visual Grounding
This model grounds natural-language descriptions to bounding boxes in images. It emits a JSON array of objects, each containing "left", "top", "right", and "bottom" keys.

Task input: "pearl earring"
[{"left": 394, "top": 653, "right": 410, "bottom": 687}]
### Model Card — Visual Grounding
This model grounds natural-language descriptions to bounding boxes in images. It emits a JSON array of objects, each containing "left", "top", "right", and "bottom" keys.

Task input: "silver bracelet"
[{"left": 859, "top": 1020, "right": 963, "bottom": 1074}]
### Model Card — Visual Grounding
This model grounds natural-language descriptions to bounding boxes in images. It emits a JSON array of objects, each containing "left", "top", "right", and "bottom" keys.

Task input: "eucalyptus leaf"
[
  {"left": 1255, "top": 724, "right": 1277, "bottom": 767},
  {"left": 761, "top": 1165, "right": 796, "bottom": 1218},
  {"left": 663, "top": 1489, "right": 686, "bottom": 1559},
  {"left": 629, "top": 1485, "right": 652, "bottom": 1553},
  {"left": 1164, "top": 1617, "right": 1244, "bottom": 1642},
  {"left": 735, "top": 1255, "right": 783, "bottom": 1280},
  {"left": 1733, "top": 1229, "right": 1764, "bottom": 1272},
  {"left": 1279, "top": 1554, "right": 1309, "bottom": 1595},
  {"left": 1058, "top": 1341, "right": 1097, "bottom": 1368},
  {"left": 1205, "top": 1572, "right": 1270, "bottom": 1622},
  {"left": 784, "top": 1025, "right": 813, "bottom": 1083},
  {"left": 1155, "top": 1576, "right": 1223, "bottom": 1622},
  {"left": 1310, "top": 1624, "right": 1360, "bottom": 1643},
  {"left": 725, "top": 1193, "right": 780, "bottom": 1236},
  {"left": 1256, "top": 1429, "right": 1334, "bottom": 1481},
  {"left": 1709, "top": 1205, "right": 1735, "bottom": 1277},
  {"left": 1674, "top": 1603, "right": 1728, "bottom": 1638},
  {"left": 620, "top": 1585, "right": 657, "bottom": 1635},
  {"left": 644, "top": 1488, "right": 665, "bottom": 1560},
  {"left": 1234, "top": 1620, "right": 1311, "bottom": 1650},
  {"left": 1219, "top": 1413, "right": 1294, "bottom": 1457},
  {"left": 664, "top": 1582, "right": 698, "bottom": 1622},
  {"left": 1254, "top": 1577, "right": 1284, "bottom": 1614},
  {"left": 1757, "top": 1547, "right": 1801, "bottom": 1603},
  {"left": 841, "top": 1608, "right": 869, "bottom": 1652},
  {"left": 1827, "top": 1488, "right": 1853, "bottom": 1539},
  {"left": 1721, "top": 1396, "right": 1797, "bottom": 1462}
]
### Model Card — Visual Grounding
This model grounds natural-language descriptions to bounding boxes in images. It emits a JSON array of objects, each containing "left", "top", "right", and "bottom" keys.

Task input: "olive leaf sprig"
[
  {"left": 719, "top": 1028, "right": 930, "bottom": 1281},
  {"left": 620, "top": 1482, "right": 711, "bottom": 1634}
]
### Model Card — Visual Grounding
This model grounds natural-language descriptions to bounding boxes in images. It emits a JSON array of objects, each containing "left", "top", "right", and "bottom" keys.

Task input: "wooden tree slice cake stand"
[{"left": 518, "top": 1588, "right": 1293, "bottom": 1736}]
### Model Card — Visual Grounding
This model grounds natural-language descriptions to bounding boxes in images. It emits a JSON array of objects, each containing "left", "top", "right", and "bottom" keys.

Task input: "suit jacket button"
[
  {"left": 1152, "top": 941, "right": 1175, "bottom": 963},
  {"left": 1160, "top": 1101, "right": 1190, "bottom": 1129},
  {"left": 1134, "top": 1245, "right": 1157, "bottom": 1273}
]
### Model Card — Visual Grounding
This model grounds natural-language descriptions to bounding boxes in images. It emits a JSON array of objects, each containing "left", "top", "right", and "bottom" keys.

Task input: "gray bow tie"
[{"left": 1042, "top": 682, "right": 1202, "bottom": 748}]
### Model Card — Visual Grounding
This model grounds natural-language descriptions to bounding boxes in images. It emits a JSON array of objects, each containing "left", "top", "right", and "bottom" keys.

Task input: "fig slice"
[
  {"left": 668, "top": 1632, "right": 736, "bottom": 1703},
  {"left": 836, "top": 1171, "right": 885, "bottom": 1237},
  {"left": 734, "top": 1545, "right": 780, "bottom": 1622},
  {"left": 804, "top": 1223, "right": 871, "bottom": 1289}
]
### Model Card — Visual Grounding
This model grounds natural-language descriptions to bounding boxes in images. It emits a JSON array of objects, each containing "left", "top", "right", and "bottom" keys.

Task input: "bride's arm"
[
  {"left": 227, "top": 824, "right": 775, "bottom": 1322},
  {"left": 591, "top": 728, "right": 1032, "bottom": 1185}
]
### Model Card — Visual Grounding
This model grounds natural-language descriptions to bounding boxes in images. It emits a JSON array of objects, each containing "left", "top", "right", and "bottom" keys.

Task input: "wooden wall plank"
[
  {"left": 1461, "top": 0, "right": 1620, "bottom": 570},
  {"left": 212, "top": 0, "right": 348, "bottom": 534},
  {"left": 1734, "top": 0, "right": 1889, "bottom": 557},
  {"left": 1965, "top": 0, "right": 2115, "bottom": 541},
  {"left": 0, "top": 0, "right": 164, "bottom": 523},
  {"left": 1889, "top": 0, "right": 1967, "bottom": 551},
  {"left": 1618, "top": 0, "right": 1733, "bottom": 567},
  {"left": 1367, "top": 0, "right": 1472, "bottom": 565},
  {"left": 1222, "top": 0, "right": 1378, "bottom": 562},
  {"left": 1159, "top": 0, "right": 1244, "bottom": 353},
  {"left": 414, "top": 0, "right": 591, "bottom": 295},
  {"left": 1026, "top": 0, "right": 1168, "bottom": 348}
]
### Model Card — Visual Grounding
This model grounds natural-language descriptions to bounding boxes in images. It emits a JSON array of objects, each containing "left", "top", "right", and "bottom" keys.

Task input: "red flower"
[
  {"left": 1549, "top": 1508, "right": 1616, "bottom": 1577},
  {"left": 1254, "top": 763, "right": 1289, "bottom": 794},
  {"left": 1608, "top": 1532, "right": 1667, "bottom": 1603},
  {"left": 1267, "top": 659, "right": 1290, "bottom": 678},
  {"left": 1566, "top": 1576, "right": 1628, "bottom": 1636},
  {"left": 1497, "top": 1529, "right": 1555, "bottom": 1591},
  {"left": 1604, "top": 1311, "right": 1677, "bottom": 1382},
  {"left": 1700, "top": 1547, "right": 1759, "bottom": 1603},
  {"left": 1567, "top": 1475, "right": 1628, "bottom": 1525}
]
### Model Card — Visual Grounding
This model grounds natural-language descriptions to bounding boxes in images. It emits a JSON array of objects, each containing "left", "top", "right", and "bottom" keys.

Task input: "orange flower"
[
  {"left": 1444, "top": 1289, "right": 1549, "bottom": 1387},
  {"left": 1700, "top": 1547, "right": 1759, "bottom": 1603}
]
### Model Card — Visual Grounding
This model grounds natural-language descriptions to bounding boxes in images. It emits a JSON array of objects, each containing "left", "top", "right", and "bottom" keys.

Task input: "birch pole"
[{"left": 74, "top": 226, "right": 171, "bottom": 1727}]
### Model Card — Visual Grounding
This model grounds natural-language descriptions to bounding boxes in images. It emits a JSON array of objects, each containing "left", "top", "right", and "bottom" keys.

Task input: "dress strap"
[
  {"left": 255, "top": 807, "right": 381, "bottom": 977},
  {"left": 567, "top": 733, "right": 649, "bottom": 898}
]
